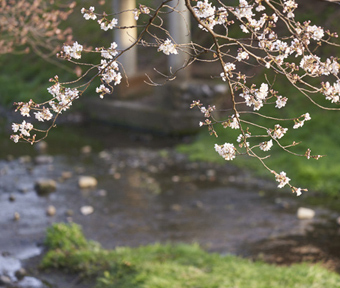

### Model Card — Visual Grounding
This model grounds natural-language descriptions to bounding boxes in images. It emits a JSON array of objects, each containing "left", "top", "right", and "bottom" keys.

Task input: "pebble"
[
  {"left": 14, "top": 212, "right": 20, "bottom": 221},
  {"left": 19, "top": 156, "right": 31, "bottom": 164},
  {"left": 34, "top": 155, "right": 53, "bottom": 165},
  {"left": 81, "top": 145, "right": 92, "bottom": 154},
  {"left": 171, "top": 204, "right": 182, "bottom": 211},
  {"left": 78, "top": 176, "right": 98, "bottom": 188},
  {"left": 35, "top": 140, "right": 48, "bottom": 153},
  {"left": 297, "top": 207, "right": 315, "bottom": 220},
  {"left": 65, "top": 209, "right": 74, "bottom": 216},
  {"left": 0, "top": 275, "right": 11, "bottom": 286},
  {"left": 46, "top": 205, "right": 56, "bottom": 216},
  {"left": 80, "top": 206, "right": 94, "bottom": 215},
  {"left": 15, "top": 267, "right": 27, "bottom": 280},
  {"left": 9, "top": 194, "right": 16, "bottom": 202},
  {"left": 35, "top": 179, "right": 57, "bottom": 196},
  {"left": 61, "top": 171, "right": 73, "bottom": 180},
  {"left": 336, "top": 216, "right": 340, "bottom": 226},
  {"left": 97, "top": 189, "right": 107, "bottom": 197}
]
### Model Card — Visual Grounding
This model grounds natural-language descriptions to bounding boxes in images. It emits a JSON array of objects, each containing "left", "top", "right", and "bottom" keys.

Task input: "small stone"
[
  {"left": 113, "top": 173, "right": 121, "bottom": 180},
  {"left": 97, "top": 189, "right": 107, "bottom": 197},
  {"left": 35, "top": 179, "right": 57, "bottom": 196},
  {"left": 80, "top": 206, "right": 94, "bottom": 215},
  {"left": 15, "top": 267, "right": 27, "bottom": 280},
  {"left": 81, "top": 145, "right": 92, "bottom": 154},
  {"left": 14, "top": 212, "right": 20, "bottom": 221},
  {"left": 61, "top": 171, "right": 73, "bottom": 180},
  {"left": 9, "top": 194, "right": 16, "bottom": 202},
  {"left": 19, "top": 156, "right": 31, "bottom": 164},
  {"left": 193, "top": 200, "right": 204, "bottom": 209},
  {"left": 6, "top": 155, "right": 14, "bottom": 161},
  {"left": 171, "top": 175, "right": 180, "bottom": 182},
  {"left": 35, "top": 140, "right": 48, "bottom": 153},
  {"left": 78, "top": 176, "right": 98, "bottom": 189},
  {"left": 171, "top": 204, "right": 182, "bottom": 211},
  {"left": 336, "top": 216, "right": 340, "bottom": 226},
  {"left": 65, "top": 209, "right": 74, "bottom": 216},
  {"left": 46, "top": 205, "right": 56, "bottom": 216},
  {"left": 34, "top": 155, "right": 53, "bottom": 165},
  {"left": 0, "top": 275, "right": 11, "bottom": 285},
  {"left": 297, "top": 207, "right": 315, "bottom": 220}
]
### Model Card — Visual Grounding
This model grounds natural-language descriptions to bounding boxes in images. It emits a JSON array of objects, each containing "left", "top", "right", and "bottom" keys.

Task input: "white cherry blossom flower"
[
  {"left": 158, "top": 39, "right": 178, "bottom": 55},
  {"left": 259, "top": 139, "right": 273, "bottom": 151},
  {"left": 275, "top": 171, "right": 291, "bottom": 188},
  {"left": 215, "top": 143, "right": 236, "bottom": 160},
  {"left": 275, "top": 96, "right": 288, "bottom": 109}
]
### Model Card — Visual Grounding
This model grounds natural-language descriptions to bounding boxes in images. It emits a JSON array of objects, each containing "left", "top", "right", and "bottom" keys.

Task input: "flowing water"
[{"left": 0, "top": 123, "right": 340, "bottom": 287}]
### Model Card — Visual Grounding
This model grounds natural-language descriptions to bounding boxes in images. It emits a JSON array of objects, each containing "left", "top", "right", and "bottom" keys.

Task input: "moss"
[{"left": 41, "top": 223, "right": 340, "bottom": 288}]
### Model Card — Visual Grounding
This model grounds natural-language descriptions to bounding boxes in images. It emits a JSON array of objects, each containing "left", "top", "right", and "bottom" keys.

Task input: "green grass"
[
  {"left": 41, "top": 223, "right": 340, "bottom": 288},
  {"left": 178, "top": 66, "right": 340, "bottom": 198}
]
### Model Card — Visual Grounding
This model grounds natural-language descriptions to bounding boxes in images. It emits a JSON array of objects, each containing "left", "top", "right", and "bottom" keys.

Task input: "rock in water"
[
  {"left": 297, "top": 207, "right": 315, "bottom": 219},
  {"left": 14, "top": 212, "right": 20, "bottom": 221},
  {"left": 35, "top": 179, "right": 57, "bottom": 196},
  {"left": 46, "top": 205, "right": 56, "bottom": 216},
  {"left": 80, "top": 206, "right": 94, "bottom": 215},
  {"left": 78, "top": 176, "right": 98, "bottom": 189}
]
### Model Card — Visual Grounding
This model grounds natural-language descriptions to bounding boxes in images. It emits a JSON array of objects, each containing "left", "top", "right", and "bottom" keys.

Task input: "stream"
[{"left": 0, "top": 123, "right": 340, "bottom": 288}]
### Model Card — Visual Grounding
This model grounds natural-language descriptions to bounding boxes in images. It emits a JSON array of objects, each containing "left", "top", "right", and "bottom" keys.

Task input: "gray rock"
[
  {"left": 0, "top": 275, "right": 11, "bottom": 285},
  {"left": 15, "top": 268, "right": 27, "bottom": 280},
  {"left": 9, "top": 194, "right": 16, "bottom": 202},
  {"left": 35, "top": 179, "right": 57, "bottom": 196}
]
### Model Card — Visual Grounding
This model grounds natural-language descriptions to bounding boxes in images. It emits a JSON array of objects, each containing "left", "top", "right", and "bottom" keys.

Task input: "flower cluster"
[
  {"left": 99, "top": 42, "right": 119, "bottom": 60},
  {"left": 133, "top": 4, "right": 150, "bottom": 20},
  {"left": 63, "top": 41, "right": 83, "bottom": 60},
  {"left": 81, "top": 6, "right": 97, "bottom": 20},
  {"left": 275, "top": 171, "right": 291, "bottom": 188},
  {"left": 98, "top": 59, "right": 122, "bottom": 86},
  {"left": 158, "top": 39, "right": 178, "bottom": 55},
  {"left": 239, "top": 83, "right": 269, "bottom": 111},
  {"left": 293, "top": 113, "right": 311, "bottom": 129},
  {"left": 322, "top": 80, "right": 340, "bottom": 103},
  {"left": 270, "top": 124, "right": 288, "bottom": 139},
  {"left": 214, "top": 143, "right": 236, "bottom": 161},
  {"left": 98, "top": 18, "right": 118, "bottom": 31},
  {"left": 193, "top": 0, "right": 229, "bottom": 31},
  {"left": 220, "top": 63, "right": 236, "bottom": 80},
  {"left": 222, "top": 114, "right": 240, "bottom": 129},
  {"left": 259, "top": 140, "right": 273, "bottom": 152},
  {"left": 48, "top": 82, "right": 80, "bottom": 113},
  {"left": 237, "top": 133, "right": 250, "bottom": 148}
]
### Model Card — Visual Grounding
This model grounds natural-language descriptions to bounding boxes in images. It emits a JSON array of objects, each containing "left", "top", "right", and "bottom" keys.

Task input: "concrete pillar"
[
  {"left": 113, "top": 0, "right": 138, "bottom": 76},
  {"left": 168, "top": 0, "right": 191, "bottom": 80}
]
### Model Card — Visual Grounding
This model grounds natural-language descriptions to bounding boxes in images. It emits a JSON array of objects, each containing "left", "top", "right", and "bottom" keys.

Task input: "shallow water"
[{"left": 0, "top": 124, "right": 340, "bottom": 287}]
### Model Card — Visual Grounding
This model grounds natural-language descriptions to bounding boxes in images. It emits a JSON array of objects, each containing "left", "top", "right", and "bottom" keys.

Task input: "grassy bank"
[
  {"left": 40, "top": 223, "right": 340, "bottom": 288},
  {"left": 178, "top": 76, "right": 340, "bottom": 198}
]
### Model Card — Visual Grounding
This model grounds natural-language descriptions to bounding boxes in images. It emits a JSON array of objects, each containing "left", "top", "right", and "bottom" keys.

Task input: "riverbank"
[{"left": 1, "top": 136, "right": 340, "bottom": 287}]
